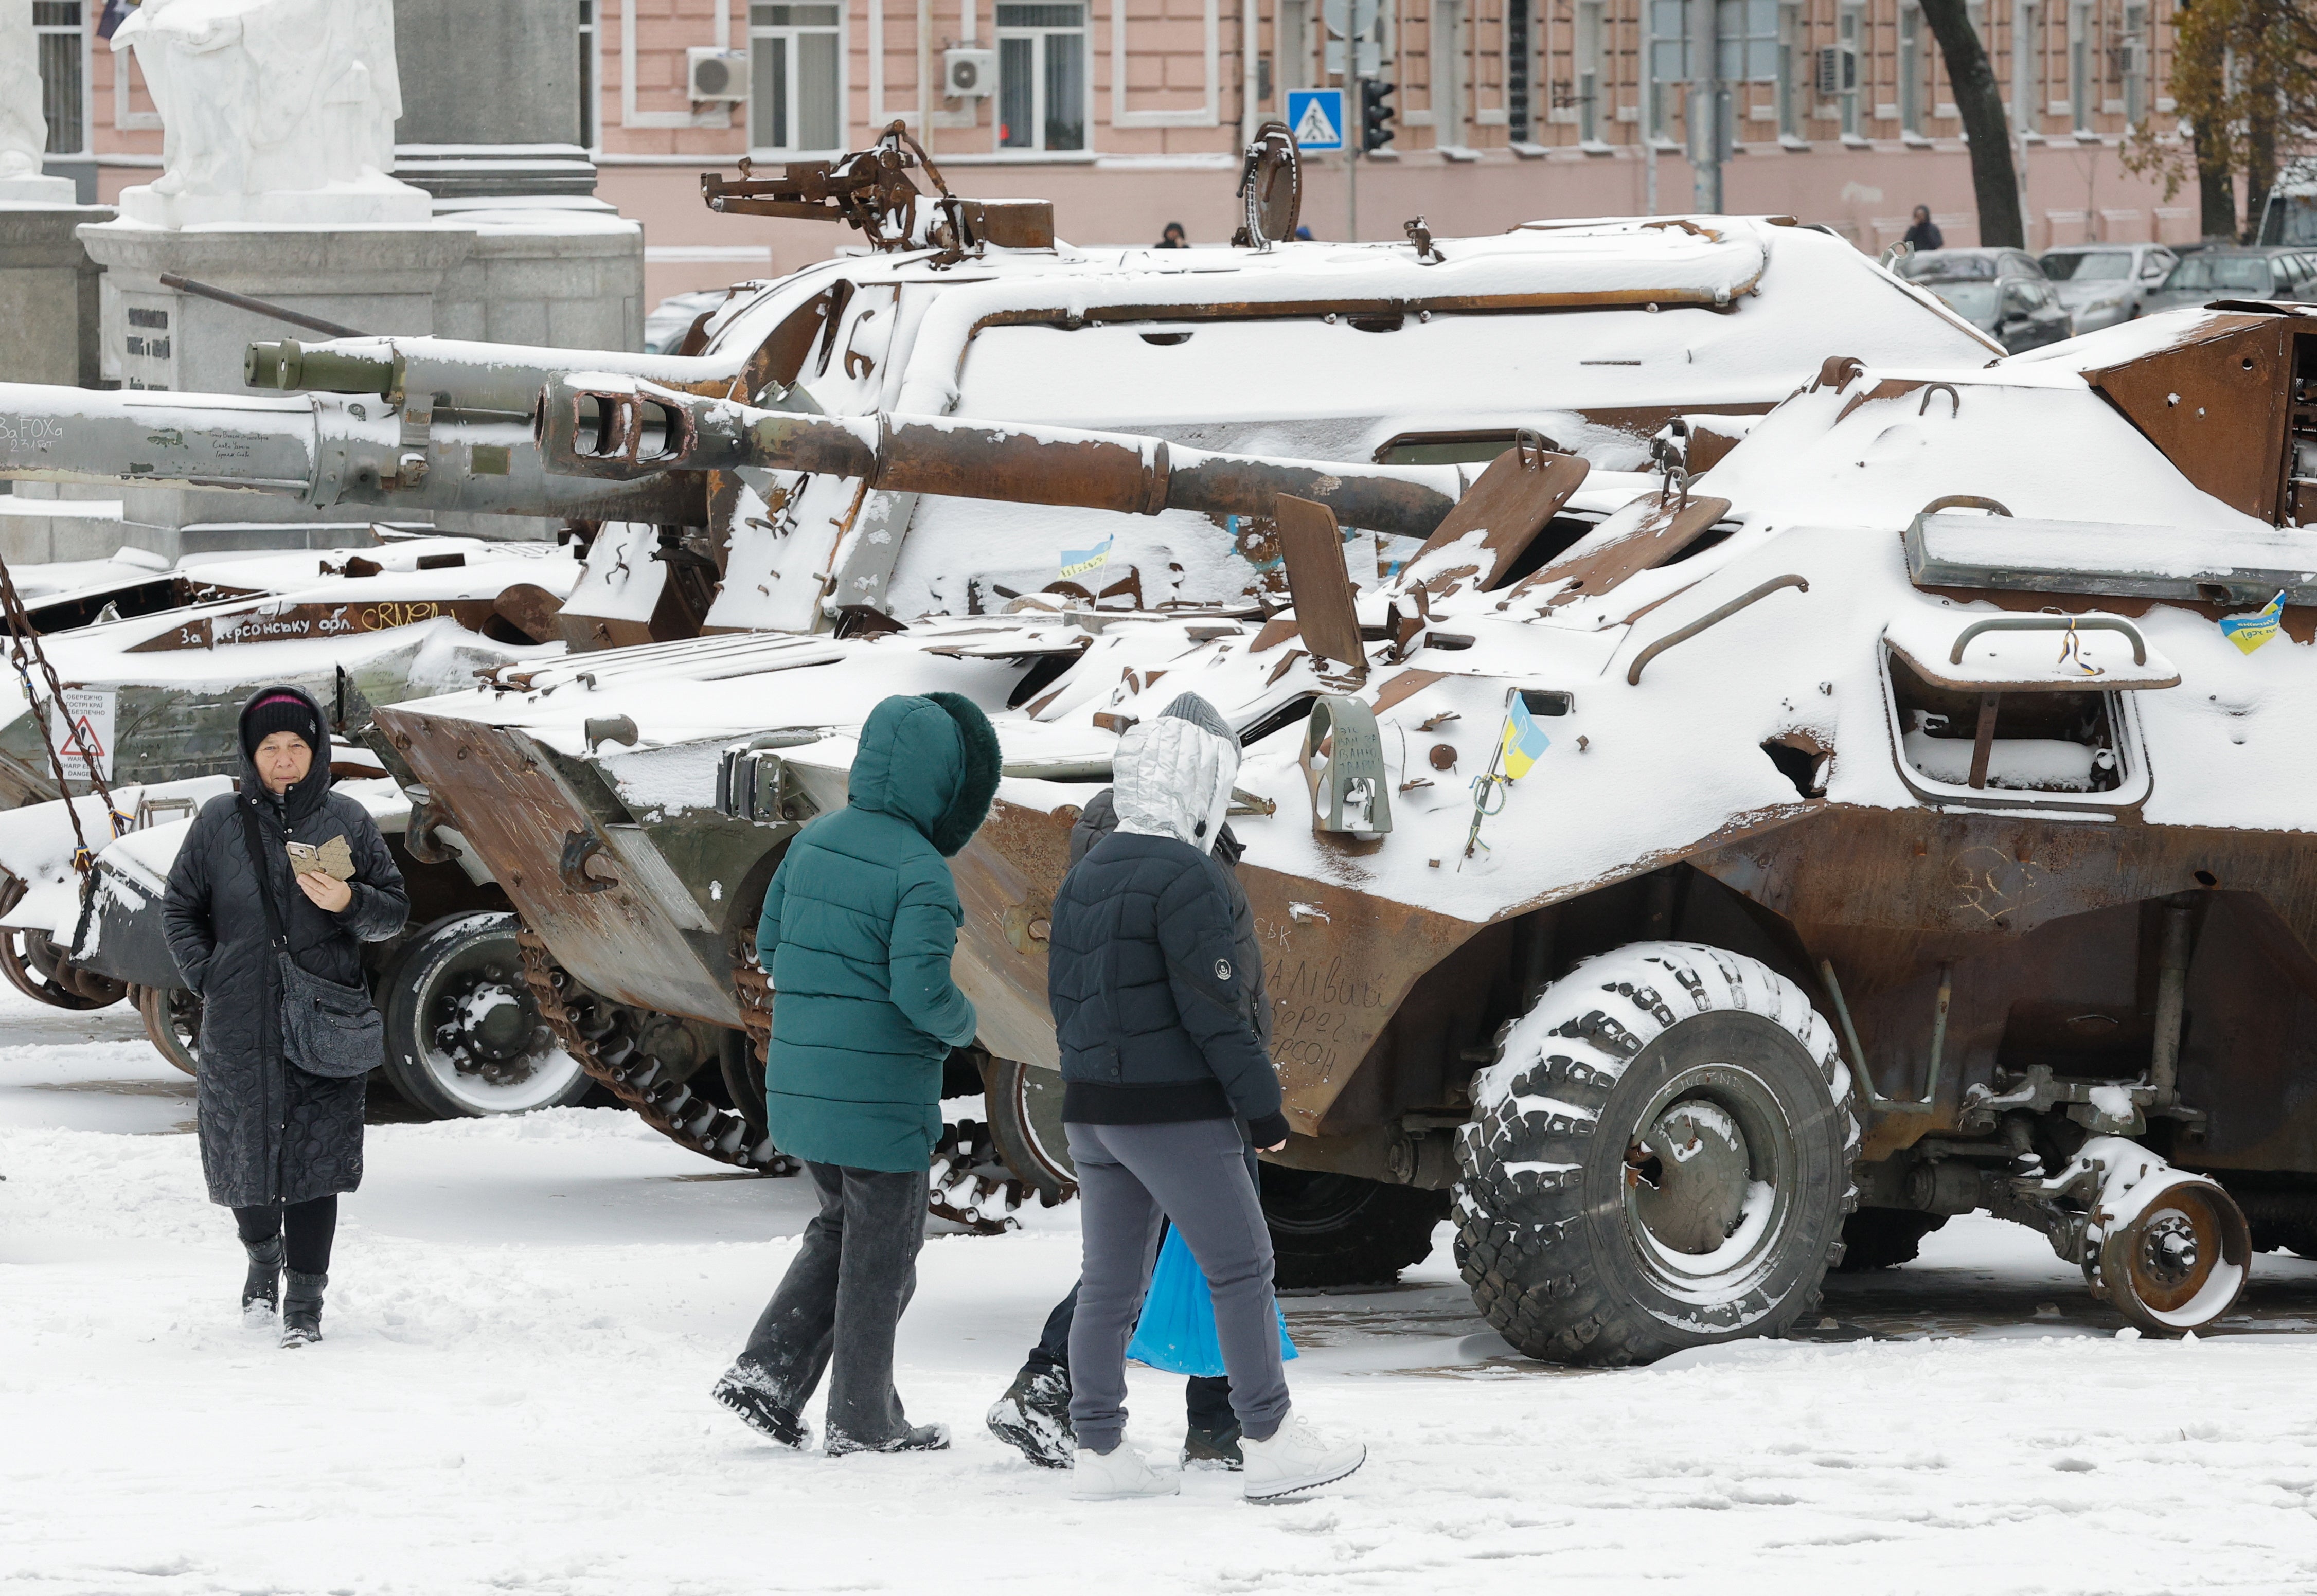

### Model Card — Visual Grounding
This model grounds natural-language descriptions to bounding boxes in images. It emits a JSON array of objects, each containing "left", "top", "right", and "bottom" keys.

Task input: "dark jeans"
[
  {"left": 1066, "top": 1118, "right": 1289, "bottom": 1455},
  {"left": 736, "top": 1160, "right": 928, "bottom": 1445},
  {"left": 234, "top": 1195, "right": 338, "bottom": 1274},
  {"left": 1030, "top": 1284, "right": 1237, "bottom": 1434}
]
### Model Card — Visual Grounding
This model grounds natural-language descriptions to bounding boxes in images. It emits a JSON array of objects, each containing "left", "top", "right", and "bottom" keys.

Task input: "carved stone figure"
[
  {"left": 0, "top": 0, "right": 76, "bottom": 200},
  {"left": 112, "top": 0, "right": 430, "bottom": 226}
]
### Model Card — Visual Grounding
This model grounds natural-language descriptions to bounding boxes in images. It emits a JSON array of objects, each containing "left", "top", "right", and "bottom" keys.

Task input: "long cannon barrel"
[
  {"left": 536, "top": 376, "right": 1464, "bottom": 540},
  {"left": 241, "top": 334, "right": 760, "bottom": 417},
  {"left": 0, "top": 381, "right": 703, "bottom": 524}
]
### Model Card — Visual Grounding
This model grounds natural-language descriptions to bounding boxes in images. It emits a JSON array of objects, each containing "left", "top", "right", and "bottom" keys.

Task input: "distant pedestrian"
[
  {"left": 1904, "top": 205, "right": 1944, "bottom": 254},
  {"left": 987, "top": 736, "right": 1273, "bottom": 1472},
  {"left": 1155, "top": 221, "right": 1188, "bottom": 248},
  {"left": 711, "top": 692, "right": 1001, "bottom": 1456},
  {"left": 162, "top": 685, "right": 408, "bottom": 1349},
  {"left": 1047, "top": 691, "right": 1365, "bottom": 1502}
]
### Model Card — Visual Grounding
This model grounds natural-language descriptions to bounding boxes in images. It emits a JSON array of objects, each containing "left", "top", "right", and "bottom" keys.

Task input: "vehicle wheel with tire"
[
  {"left": 379, "top": 912, "right": 593, "bottom": 1119},
  {"left": 1833, "top": 1208, "right": 1948, "bottom": 1271},
  {"left": 1260, "top": 1164, "right": 1449, "bottom": 1288},
  {"left": 1457, "top": 941, "right": 1859, "bottom": 1366},
  {"left": 134, "top": 982, "right": 202, "bottom": 1076},
  {"left": 982, "top": 1054, "right": 1076, "bottom": 1206},
  {"left": 1, "top": 925, "right": 127, "bottom": 1010}
]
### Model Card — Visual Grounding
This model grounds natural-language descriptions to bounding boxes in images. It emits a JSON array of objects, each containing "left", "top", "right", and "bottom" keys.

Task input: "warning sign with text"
[{"left": 50, "top": 687, "right": 116, "bottom": 784}]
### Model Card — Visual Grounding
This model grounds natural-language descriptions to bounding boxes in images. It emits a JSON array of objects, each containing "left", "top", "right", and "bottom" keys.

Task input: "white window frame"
[
  {"left": 1432, "top": 0, "right": 1467, "bottom": 146},
  {"left": 1898, "top": 2, "right": 1922, "bottom": 135},
  {"left": 994, "top": 3, "right": 1093, "bottom": 153},
  {"left": 1112, "top": 0, "right": 1220, "bottom": 128},
  {"left": 1646, "top": 0, "right": 1684, "bottom": 142},
  {"left": 1277, "top": 0, "right": 1313, "bottom": 99},
  {"left": 579, "top": 0, "right": 599, "bottom": 150},
  {"left": 2066, "top": 0, "right": 2089, "bottom": 132},
  {"left": 1576, "top": 0, "right": 1605, "bottom": 143},
  {"left": 622, "top": 0, "right": 732, "bottom": 130},
  {"left": 35, "top": 1, "right": 91, "bottom": 156},
  {"left": 2120, "top": 0, "right": 2146, "bottom": 123},
  {"left": 1837, "top": 1, "right": 1862, "bottom": 138},
  {"left": 749, "top": 2, "right": 849, "bottom": 154}
]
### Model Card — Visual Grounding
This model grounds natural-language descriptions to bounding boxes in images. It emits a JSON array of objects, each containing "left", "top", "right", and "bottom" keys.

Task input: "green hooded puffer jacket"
[{"left": 756, "top": 691, "right": 1001, "bottom": 1172}]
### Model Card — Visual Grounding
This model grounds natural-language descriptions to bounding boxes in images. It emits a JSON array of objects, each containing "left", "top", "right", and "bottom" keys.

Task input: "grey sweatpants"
[{"left": 1065, "top": 1117, "right": 1290, "bottom": 1455}]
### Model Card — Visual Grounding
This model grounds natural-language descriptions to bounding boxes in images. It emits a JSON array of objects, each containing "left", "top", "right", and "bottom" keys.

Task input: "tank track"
[
  {"left": 526, "top": 933, "right": 1028, "bottom": 1230},
  {"left": 516, "top": 928, "right": 795, "bottom": 1174}
]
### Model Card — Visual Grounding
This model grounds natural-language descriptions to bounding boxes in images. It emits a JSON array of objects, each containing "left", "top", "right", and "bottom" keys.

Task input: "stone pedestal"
[{"left": 0, "top": 203, "right": 115, "bottom": 386}]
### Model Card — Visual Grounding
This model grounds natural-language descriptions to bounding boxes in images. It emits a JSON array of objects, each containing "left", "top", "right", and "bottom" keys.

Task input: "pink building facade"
[{"left": 45, "top": 0, "right": 2196, "bottom": 308}]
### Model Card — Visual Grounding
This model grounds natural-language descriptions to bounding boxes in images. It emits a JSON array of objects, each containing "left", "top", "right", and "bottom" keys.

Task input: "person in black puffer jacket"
[
  {"left": 163, "top": 686, "right": 407, "bottom": 1348},
  {"left": 1049, "top": 691, "right": 1366, "bottom": 1504},
  {"left": 987, "top": 736, "right": 1270, "bottom": 1473}
]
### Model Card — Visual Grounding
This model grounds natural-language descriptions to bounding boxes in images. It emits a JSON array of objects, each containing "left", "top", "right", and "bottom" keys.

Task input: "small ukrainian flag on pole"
[
  {"left": 1499, "top": 693, "right": 1550, "bottom": 780},
  {"left": 2219, "top": 589, "right": 2287, "bottom": 655},
  {"left": 1059, "top": 535, "right": 1115, "bottom": 580}
]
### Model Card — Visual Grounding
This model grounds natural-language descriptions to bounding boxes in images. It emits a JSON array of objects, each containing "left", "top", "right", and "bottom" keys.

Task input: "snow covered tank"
[{"left": 382, "top": 297, "right": 2317, "bottom": 1347}]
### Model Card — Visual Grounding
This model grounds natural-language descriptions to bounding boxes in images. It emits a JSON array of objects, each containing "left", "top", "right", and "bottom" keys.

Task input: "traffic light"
[{"left": 1360, "top": 78, "right": 1395, "bottom": 153}]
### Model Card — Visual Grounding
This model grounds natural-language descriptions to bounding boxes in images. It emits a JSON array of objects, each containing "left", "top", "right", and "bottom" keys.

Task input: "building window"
[
  {"left": 1507, "top": 0, "right": 1532, "bottom": 140},
  {"left": 996, "top": 3, "right": 1086, "bottom": 151},
  {"left": 1278, "top": 0, "right": 1311, "bottom": 97},
  {"left": 1647, "top": 0, "right": 1684, "bottom": 140},
  {"left": 1576, "top": 0, "right": 1605, "bottom": 142},
  {"left": 1837, "top": 2, "right": 1861, "bottom": 137},
  {"left": 2119, "top": 1, "right": 2145, "bottom": 123},
  {"left": 2011, "top": 0, "right": 2040, "bottom": 128},
  {"left": 579, "top": 0, "right": 598, "bottom": 149},
  {"left": 34, "top": 1, "right": 85, "bottom": 157},
  {"left": 2066, "top": 0, "right": 2088, "bottom": 130},
  {"left": 1898, "top": 4, "right": 1921, "bottom": 134},
  {"left": 1431, "top": 0, "right": 1467, "bottom": 146},
  {"left": 751, "top": 3, "right": 843, "bottom": 152}
]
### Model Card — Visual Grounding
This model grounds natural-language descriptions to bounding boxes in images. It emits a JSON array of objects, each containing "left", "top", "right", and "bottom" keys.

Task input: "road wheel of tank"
[
  {"left": 2085, "top": 1176, "right": 2252, "bottom": 1335},
  {"left": 1, "top": 926, "right": 127, "bottom": 1010},
  {"left": 133, "top": 982, "right": 202, "bottom": 1077},
  {"left": 982, "top": 1054, "right": 1076, "bottom": 1207},
  {"left": 718, "top": 1028, "right": 768, "bottom": 1133},
  {"left": 1833, "top": 1209, "right": 1948, "bottom": 1272},
  {"left": 1456, "top": 942, "right": 1860, "bottom": 1367},
  {"left": 380, "top": 912, "right": 593, "bottom": 1119},
  {"left": 1260, "top": 1164, "right": 1449, "bottom": 1288}
]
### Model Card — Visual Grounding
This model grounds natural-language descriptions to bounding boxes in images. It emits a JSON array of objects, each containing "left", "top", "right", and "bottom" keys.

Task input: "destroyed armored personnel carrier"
[{"left": 381, "top": 294, "right": 2317, "bottom": 1353}]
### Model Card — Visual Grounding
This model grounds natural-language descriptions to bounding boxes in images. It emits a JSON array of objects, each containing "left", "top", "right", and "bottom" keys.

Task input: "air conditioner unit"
[
  {"left": 945, "top": 47, "right": 998, "bottom": 97},
  {"left": 689, "top": 48, "right": 749, "bottom": 101},
  {"left": 1814, "top": 44, "right": 1856, "bottom": 97}
]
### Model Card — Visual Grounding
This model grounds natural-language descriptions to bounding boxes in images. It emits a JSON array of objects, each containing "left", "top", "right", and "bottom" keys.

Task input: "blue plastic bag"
[{"left": 1126, "top": 1226, "right": 1297, "bottom": 1378}]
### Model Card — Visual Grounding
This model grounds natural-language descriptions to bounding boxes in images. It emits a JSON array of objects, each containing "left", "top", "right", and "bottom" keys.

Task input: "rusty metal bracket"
[
  {"left": 1948, "top": 614, "right": 2148, "bottom": 666},
  {"left": 1821, "top": 959, "right": 1951, "bottom": 1115},
  {"left": 1917, "top": 382, "right": 1962, "bottom": 418},
  {"left": 1919, "top": 494, "right": 2011, "bottom": 517},
  {"left": 1625, "top": 575, "right": 1809, "bottom": 685},
  {"left": 558, "top": 829, "right": 617, "bottom": 894}
]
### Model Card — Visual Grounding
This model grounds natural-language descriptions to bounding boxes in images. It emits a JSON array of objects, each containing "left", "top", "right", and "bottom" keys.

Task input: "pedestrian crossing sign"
[{"left": 1287, "top": 89, "right": 1345, "bottom": 151}]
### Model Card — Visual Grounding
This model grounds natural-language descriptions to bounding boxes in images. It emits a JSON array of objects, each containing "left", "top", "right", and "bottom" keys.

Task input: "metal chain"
[{"left": 0, "top": 554, "right": 126, "bottom": 871}]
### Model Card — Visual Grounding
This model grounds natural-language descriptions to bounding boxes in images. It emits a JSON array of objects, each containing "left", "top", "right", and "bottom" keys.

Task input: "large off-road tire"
[
  {"left": 1834, "top": 1208, "right": 1948, "bottom": 1272},
  {"left": 1260, "top": 1164, "right": 1449, "bottom": 1289},
  {"left": 1456, "top": 941, "right": 1859, "bottom": 1366},
  {"left": 983, "top": 1054, "right": 1076, "bottom": 1207},
  {"left": 379, "top": 912, "right": 593, "bottom": 1120}
]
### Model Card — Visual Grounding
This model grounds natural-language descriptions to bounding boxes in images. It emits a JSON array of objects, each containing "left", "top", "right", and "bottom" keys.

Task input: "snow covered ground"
[{"left": 4, "top": 983, "right": 2315, "bottom": 1596}]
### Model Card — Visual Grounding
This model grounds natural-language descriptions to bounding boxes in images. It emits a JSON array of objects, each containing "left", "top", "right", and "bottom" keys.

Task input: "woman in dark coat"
[{"left": 163, "top": 685, "right": 407, "bottom": 1347}]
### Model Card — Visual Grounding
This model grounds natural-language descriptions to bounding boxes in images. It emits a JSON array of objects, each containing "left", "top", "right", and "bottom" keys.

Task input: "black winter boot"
[
  {"left": 826, "top": 1422, "right": 951, "bottom": 1456},
  {"left": 985, "top": 1362, "right": 1074, "bottom": 1468},
  {"left": 710, "top": 1360, "right": 809, "bottom": 1449},
  {"left": 241, "top": 1234, "right": 285, "bottom": 1320},
  {"left": 280, "top": 1269, "right": 327, "bottom": 1348},
  {"left": 1183, "top": 1423, "right": 1245, "bottom": 1471}
]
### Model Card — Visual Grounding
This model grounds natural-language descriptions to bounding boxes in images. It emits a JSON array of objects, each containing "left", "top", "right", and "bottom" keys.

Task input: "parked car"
[
  {"left": 643, "top": 288, "right": 736, "bottom": 354},
  {"left": 2143, "top": 246, "right": 2317, "bottom": 313},
  {"left": 1894, "top": 248, "right": 2074, "bottom": 352},
  {"left": 2257, "top": 163, "right": 2316, "bottom": 247},
  {"left": 2038, "top": 243, "right": 2179, "bottom": 332}
]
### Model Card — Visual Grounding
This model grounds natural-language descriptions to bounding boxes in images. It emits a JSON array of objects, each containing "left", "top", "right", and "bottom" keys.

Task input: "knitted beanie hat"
[{"left": 242, "top": 691, "right": 320, "bottom": 760}]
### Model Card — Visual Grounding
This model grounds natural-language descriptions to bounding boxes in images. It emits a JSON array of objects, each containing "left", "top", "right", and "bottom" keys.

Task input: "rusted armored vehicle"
[{"left": 383, "top": 296, "right": 2317, "bottom": 1352}]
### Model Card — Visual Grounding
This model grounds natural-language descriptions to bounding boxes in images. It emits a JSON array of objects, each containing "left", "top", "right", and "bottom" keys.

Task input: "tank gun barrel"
[
  {"left": 536, "top": 377, "right": 1463, "bottom": 540},
  {"left": 0, "top": 381, "right": 700, "bottom": 524},
  {"left": 242, "top": 335, "right": 755, "bottom": 418}
]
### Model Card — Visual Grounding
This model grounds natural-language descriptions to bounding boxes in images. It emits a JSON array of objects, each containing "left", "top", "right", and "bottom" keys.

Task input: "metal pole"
[
  {"left": 1347, "top": 80, "right": 1359, "bottom": 241},
  {"left": 1687, "top": 0, "right": 1721, "bottom": 213}
]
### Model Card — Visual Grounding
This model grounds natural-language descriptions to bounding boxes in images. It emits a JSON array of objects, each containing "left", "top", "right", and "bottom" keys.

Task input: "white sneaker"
[
  {"left": 1069, "top": 1442, "right": 1181, "bottom": 1500},
  {"left": 1238, "top": 1414, "right": 1366, "bottom": 1501}
]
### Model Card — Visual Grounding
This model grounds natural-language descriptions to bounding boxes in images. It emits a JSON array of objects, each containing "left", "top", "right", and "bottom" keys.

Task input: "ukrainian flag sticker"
[
  {"left": 1500, "top": 694, "right": 1550, "bottom": 780},
  {"left": 2219, "top": 589, "right": 2287, "bottom": 656}
]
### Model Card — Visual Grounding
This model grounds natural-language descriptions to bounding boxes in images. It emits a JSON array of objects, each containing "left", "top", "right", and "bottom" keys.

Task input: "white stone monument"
[
  {"left": 0, "top": 0, "right": 77, "bottom": 201},
  {"left": 111, "top": 0, "right": 431, "bottom": 226}
]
